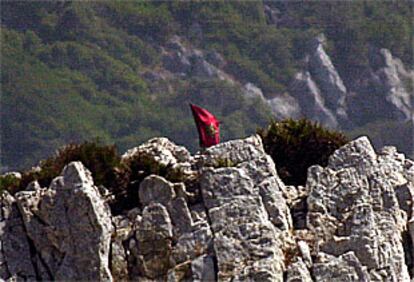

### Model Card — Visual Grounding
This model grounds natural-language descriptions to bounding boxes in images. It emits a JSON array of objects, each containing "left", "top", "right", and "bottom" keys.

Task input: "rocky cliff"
[{"left": 1, "top": 135, "right": 414, "bottom": 281}]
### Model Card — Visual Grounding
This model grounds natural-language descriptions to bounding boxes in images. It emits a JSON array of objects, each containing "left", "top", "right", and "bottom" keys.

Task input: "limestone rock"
[
  {"left": 133, "top": 203, "right": 173, "bottom": 279},
  {"left": 267, "top": 93, "right": 302, "bottom": 120},
  {"left": 349, "top": 48, "right": 414, "bottom": 125},
  {"left": 199, "top": 135, "right": 293, "bottom": 281},
  {"left": 243, "top": 82, "right": 266, "bottom": 102},
  {"left": 191, "top": 255, "right": 216, "bottom": 282},
  {"left": 285, "top": 259, "right": 312, "bottom": 282},
  {"left": 122, "top": 137, "right": 194, "bottom": 179},
  {"left": 0, "top": 191, "right": 36, "bottom": 281},
  {"left": 2, "top": 134, "right": 414, "bottom": 281},
  {"left": 308, "top": 34, "right": 348, "bottom": 120},
  {"left": 307, "top": 136, "right": 412, "bottom": 281},
  {"left": 14, "top": 161, "right": 113, "bottom": 281},
  {"left": 111, "top": 215, "right": 133, "bottom": 281},
  {"left": 139, "top": 175, "right": 176, "bottom": 207},
  {"left": 289, "top": 70, "right": 339, "bottom": 128},
  {"left": 312, "top": 252, "right": 369, "bottom": 281}
]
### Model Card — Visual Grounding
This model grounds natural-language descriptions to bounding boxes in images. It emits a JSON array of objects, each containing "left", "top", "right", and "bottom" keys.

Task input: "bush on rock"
[{"left": 258, "top": 118, "right": 348, "bottom": 185}]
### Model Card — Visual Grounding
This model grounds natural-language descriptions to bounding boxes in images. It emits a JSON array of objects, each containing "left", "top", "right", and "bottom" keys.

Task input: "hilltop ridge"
[{"left": 1, "top": 135, "right": 413, "bottom": 281}]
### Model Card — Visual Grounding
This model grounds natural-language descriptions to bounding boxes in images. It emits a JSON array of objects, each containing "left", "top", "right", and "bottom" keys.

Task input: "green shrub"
[
  {"left": 15, "top": 139, "right": 124, "bottom": 194},
  {"left": 258, "top": 119, "right": 348, "bottom": 186},
  {"left": 214, "top": 158, "right": 236, "bottom": 168},
  {"left": 0, "top": 174, "right": 21, "bottom": 195}
]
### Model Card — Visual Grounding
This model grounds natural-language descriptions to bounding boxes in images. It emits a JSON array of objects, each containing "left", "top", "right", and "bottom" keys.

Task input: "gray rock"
[
  {"left": 111, "top": 215, "right": 133, "bottom": 281},
  {"left": 0, "top": 192, "right": 36, "bottom": 281},
  {"left": 162, "top": 52, "right": 192, "bottom": 74},
  {"left": 267, "top": 93, "right": 302, "bottom": 120},
  {"left": 374, "top": 49, "right": 413, "bottom": 120},
  {"left": 167, "top": 260, "right": 192, "bottom": 282},
  {"left": 134, "top": 203, "right": 173, "bottom": 279},
  {"left": 307, "top": 136, "right": 411, "bottom": 281},
  {"left": 191, "top": 255, "right": 216, "bottom": 282},
  {"left": 289, "top": 70, "right": 339, "bottom": 128},
  {"left": 172, "top": 222, "right": 213, "bottom": 265},
  {"left": 285, "top": 258, "right": 312, "bottom": 282},
  {"left": 308, "top": 34, "right": 348, "bottom": 120},
  {"left": 349, "top": 48, "right": 414, "bottom": 125},
  {"left": 168, "top": 197, "right": 193, "bottom": 237},
  {"left": 206, "top": 51, "right": 226, "bottom": 68},
  {"left": 14, "top": 161, "right": 113, "bottom": 281},
  {"left": 312, "top": 252, "right": 369, "bottom": 282},
  {"left": 199, "top": 135, "right": 292, "bottom": 281},
  {"left": 264, "top": 5, "right": 281, "bottom": 25},
  {"left": 243, "top": 83, "right": 266, "bottom": 102},
  {"left": 409, "top": 218, "right": 414, "bottom": 276},
  {"left": 196, "top": 134, "right": 265, "bottom": 167},
  {"left": 139, "top": 175, "right": 176, "bottom": 207},
  {"left": 122, "top": 137, "right": 194, "bottom": 179}
]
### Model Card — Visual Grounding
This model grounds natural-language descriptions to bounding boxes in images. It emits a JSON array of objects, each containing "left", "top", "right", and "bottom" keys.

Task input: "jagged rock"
[
  {"left": 133, "top": 203, "right": 173, "bottom": 279},
  {"left": 264, "top": 5, "right": 281, "bottom": 25},
  {"left": 162, "top": 36, "right": 233, "bottom": 83},
  {"left": 123, "top": 137, "right": 191, "bottom": 165},
  {"left": 191, "top": 255, "right": 216, "bottom": 281},
  {"left": 289, "top": 71, "right": 339, "bottom": 128},
  {"left": 312, "top": 252, "right": 369, "bottom": 281},
  {"left": 13, "top": 162, "right": 113, "bottom": 281},
  {"left": 111, "top": 215, "right": 133, "bottom": 281},
  {"left": 307, "top": 136, "right": 412, "bottom": 281},
  {"left": 349, "top": 48, "right": 414, "bottom": 125},
  {"left": 206, "top": 51, "right": 226, "bottom": 69},
  {"left": 199, "top": 135, "right": 293, "bottom": 281},
  {"left": 372, "top": 49, "right": 413, "bottom": 120},
  {"left": 267, "top": 93, "right": 302, "bottom": 120},
  {"left": 285, "top": 258, "right": 312, "bottom": 282},
  {"left": 0, "top": 191, "right": 36, "bottom": 281},
  {"left": 122, "top": 137, "right": 195, "bottom": 179},
  {"left": 242, "top": 82, "right": 266, "bottom": 102},
  {"left": 167, "top": 260, "right": 192, "bottom": 282},
  {"left": 139, "top": 175, "right": 176, "bottom": 206},
  {"left": 308, "top": 34, "right": 348, "bottom": 121},
  {"left": 2, "top": 135, "right": 414, "bottom": 281}
]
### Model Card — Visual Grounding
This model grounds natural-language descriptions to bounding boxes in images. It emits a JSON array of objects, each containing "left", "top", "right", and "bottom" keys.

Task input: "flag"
[{"left": 190, "top": 103, "right": 220, "bottom": 148}]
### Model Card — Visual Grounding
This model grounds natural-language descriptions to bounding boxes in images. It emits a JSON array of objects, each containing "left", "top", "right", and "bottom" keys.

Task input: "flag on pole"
[{"left": 190, "top": 103, "right": 220, "bottom": 148}]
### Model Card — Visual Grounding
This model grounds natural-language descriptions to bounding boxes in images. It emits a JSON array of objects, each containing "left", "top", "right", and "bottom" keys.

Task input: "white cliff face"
[
  {"left": 308, "top": 35, "right": 348, "bottom": 121},
  {"left": 1, "top": 136, "right": 413, "bottom": 281},
  {"left": 289, "top": 71, "right": 339, "bottom": 128}
]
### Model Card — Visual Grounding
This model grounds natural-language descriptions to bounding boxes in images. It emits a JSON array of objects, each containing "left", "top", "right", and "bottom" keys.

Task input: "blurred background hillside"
[{"left": 1, "top": 1, "right": 413, "bottom": 171}]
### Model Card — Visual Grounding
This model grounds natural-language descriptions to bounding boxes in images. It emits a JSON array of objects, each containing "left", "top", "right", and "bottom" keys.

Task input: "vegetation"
[
  {"left": 1, "top": 1, "right": 413, "bottom": 170},
  {"left": 1, "top": 119, "right": 348, "bottom": 213},
  {"left": 258, "top": 119, "right": 349, "bottom": 186}
]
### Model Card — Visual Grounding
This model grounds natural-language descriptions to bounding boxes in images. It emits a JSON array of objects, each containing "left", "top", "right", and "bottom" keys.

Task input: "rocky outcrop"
[
  {"left": 307, "top": 136, "right": 413, "bottom": 280},
  {"left": 1, "top": 135, "right": 413, "bottom": 281},
  {"left": 161, "top": 36, "right": 232, "bottom": 83},
  {"left": 288, "top": 34, "right": 349, "bottom": 128},
  {"left": 348, "top": 48, "right": 414, "bottom": 125},
  {"left": 289, "top": 71, "right": 339, "bottom": 128},
  {"left": 198, "top": 135, "right": 292, "bottom": 281},
  {"left": 10, "top": 162, "right": 113, "bottom": 281}
]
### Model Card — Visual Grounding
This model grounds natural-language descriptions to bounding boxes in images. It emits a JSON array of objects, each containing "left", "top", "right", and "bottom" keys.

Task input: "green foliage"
[
  {"left": 17, "top": 139, "right": 123, "bottom": 192},
  {"left": 0, "top": 174, "right": 21, "bottom": 195},
  {"left": 1, "top": 1, "right": 412, "bottom": 171},
  {"left": 214, "top": 158, "right": 236, "bottom": 168},
  {"left": 258, "top": 119, "right": 349, "bottom": 185}
]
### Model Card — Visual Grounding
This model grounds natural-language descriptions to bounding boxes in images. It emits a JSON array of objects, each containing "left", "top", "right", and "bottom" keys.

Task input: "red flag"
[{"left": 190, "top": 103, "right": 220, "bottom": 148}]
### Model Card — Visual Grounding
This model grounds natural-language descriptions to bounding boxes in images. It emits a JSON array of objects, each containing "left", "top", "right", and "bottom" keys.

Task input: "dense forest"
[{"left": 1, "top": 1, "right": 413, "bottom": 170}]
